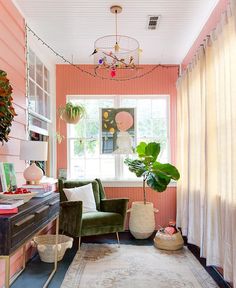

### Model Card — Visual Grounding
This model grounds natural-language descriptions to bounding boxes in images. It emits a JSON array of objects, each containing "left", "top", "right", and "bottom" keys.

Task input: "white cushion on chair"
[{"left": 63, "top": 183, "right": 97, "bottom": 213}]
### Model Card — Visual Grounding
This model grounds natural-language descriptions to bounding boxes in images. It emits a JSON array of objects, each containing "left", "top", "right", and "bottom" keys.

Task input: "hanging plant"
[
  {"left": 58, "top": 102, "right": 85, "bottom": 124},
  {"left": 0, "top": 70, "right": 17, "bottom": 144},
  {"left": 56, "top": 102, "right": 85, "bottom": 143}
]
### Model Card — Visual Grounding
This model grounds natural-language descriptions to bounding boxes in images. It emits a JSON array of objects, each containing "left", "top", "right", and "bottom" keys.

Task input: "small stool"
[{"left": 154, "top": 230, "right": 184, "bottom": 251}]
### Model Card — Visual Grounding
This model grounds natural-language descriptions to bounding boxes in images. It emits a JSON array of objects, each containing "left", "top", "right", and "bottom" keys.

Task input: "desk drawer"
[
  {"left": 35, "top": 204, "right": 50, "bottom": 222},
  {"left": 11, "top": 201, "right": 58, "bottom": 248},
  {"left": 12, "top": 214, "right": 35, "bottom": 235},
  {"left": 48, "top": 198, "right": 60, "bottom": 217},
  {"left": 0, "top": 193, "right": 60, "bottom": 255}
]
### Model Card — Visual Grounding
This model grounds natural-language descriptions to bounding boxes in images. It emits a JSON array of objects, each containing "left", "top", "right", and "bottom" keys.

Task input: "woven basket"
[
  {"left": 33, "top": 234, "right": 73, "bottom": 263},
  {"left": 61, "top": 113, "right": 81, "bottom": 124},
  {"left": 154, "top": 230, "right": 184, "bottom": 251}
]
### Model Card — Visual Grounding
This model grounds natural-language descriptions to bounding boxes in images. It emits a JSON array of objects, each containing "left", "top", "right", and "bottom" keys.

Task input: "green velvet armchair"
[{"left": 59, "top": 178, "right": 129, "bottom": 249}]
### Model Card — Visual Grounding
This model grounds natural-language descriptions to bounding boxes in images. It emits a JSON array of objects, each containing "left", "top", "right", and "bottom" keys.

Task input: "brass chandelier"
[{"left": 93, "top": 5, "right": 140, "bottom": 79}]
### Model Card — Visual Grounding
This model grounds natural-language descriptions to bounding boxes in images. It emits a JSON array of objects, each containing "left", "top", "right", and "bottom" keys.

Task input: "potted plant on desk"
[{"left": 124, "top": 141, "right": 180, "bottom": 239}]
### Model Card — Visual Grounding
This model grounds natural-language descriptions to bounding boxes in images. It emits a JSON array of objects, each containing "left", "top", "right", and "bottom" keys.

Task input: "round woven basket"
[
  {"left": 33, "top": 234, "right": 73, "bottom": 263},
  {"left": 154, "top": 230, "right": 184, "bottom": 251},
  {"left": 61, "top": 113, "right": 81, "bottom": 124}
]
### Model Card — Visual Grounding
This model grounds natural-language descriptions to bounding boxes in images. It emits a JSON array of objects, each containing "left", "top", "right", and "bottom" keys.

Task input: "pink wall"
[
  {"left": 105, "top": 187, "right": 176, "bottom": 229},
  {"left": 56, "top": 64, "right": 179, "bottom": 168},
  {"left": 182, "top": 0, "right": 229, "bottom": 67},
  {"left": 0, "top": 0, "right": 27, "bottom": 286},
  {"left": 0, "top": 0, "right": 26, "bottom": 186},
  {"left": 56, "top": 64, "right": 179, "bottom": 228}
]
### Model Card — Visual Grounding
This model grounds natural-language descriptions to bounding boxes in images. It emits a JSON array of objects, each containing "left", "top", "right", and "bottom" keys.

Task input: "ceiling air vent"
[{"left": 147, "top": 15, "right": 161, "bottom": 30}]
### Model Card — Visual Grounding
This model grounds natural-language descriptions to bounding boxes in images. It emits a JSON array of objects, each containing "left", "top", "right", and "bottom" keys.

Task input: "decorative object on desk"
[
  {"left": 57, "top": 102, "right": 85, "bottom": 143},
  {"left": 125, "top": 142, "right": 180, "bottom": 239},
  {"left": 2, "top": 163, "right": 17, "bottom": 191},
  {"left": 0, "top": 70, "right": 17, "bottom": 144},
  {"left": 0, "top": 198, "right": 24, "bottom": 209},
  {"left": 93, "top": 5, "right": 140, "bottom": 80},
  {"left": 0, "top": 174, "right": 3, "bottom": 193},
  {"left": 1, "top": 188, "right": 36, "bottom": 203},
  {"left": 21, "top": 182, "right": 55, "bottom": 198},
  {"left": 33, "top": 234, "right": 73, "bottom": 263},
  {"left": 0, "top": 163, "right": 6, "bottom": 192},
  {"left": 101, "top": 108, "right": 135, "bottom": 154},
  {"left": 20, "top": 140, "right": 48, "bottom": 184}
]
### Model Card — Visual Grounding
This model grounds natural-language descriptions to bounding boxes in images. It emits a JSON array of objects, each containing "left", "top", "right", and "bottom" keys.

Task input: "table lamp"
[{"left": 20, "top": 140, "right": 48, "bottom": 184}]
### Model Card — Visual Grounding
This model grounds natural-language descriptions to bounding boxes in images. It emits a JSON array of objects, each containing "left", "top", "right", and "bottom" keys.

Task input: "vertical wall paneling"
[
  {"left": 105, "top": 187, "right": 176, "bottom": 229},
  {"left": 0, "top": 0, "right": 26, "bottom": 186},
  {"left": 0, "top": 0, "right": 26, "bottom": 286}
]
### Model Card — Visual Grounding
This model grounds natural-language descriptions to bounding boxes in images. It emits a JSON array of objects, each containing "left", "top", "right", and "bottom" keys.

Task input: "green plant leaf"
[
  {"left": 145, "top": 142, "right": 160, "bottom": 162},
  {"left": 146, "top": 173, "right": 167, "bottom": 192},
  {"left": 152, "top": 162, "right": 180, "bottom": 180},
  {"left": 124, "top": 141, "right": 180, "bottom": 202},
  {"left": 124, "top": 158, "right": 146, "bottom": 178},
  {"left": 136, "top": 142, "right": 147, "bottom": 157},
  {"left": 0, "top": 70, "right": 17, "bottom": 144},
  {"left": 60, "top": 102, "right": 85, "bottom": 121}
]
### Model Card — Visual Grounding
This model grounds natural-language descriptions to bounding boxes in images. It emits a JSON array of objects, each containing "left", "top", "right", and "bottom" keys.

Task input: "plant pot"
[
  {"left": 128, "top": 201, "right": 157, "bottom": 239},
  {"left": 61, "top": 113, "right": 81, "bottom": 124}
]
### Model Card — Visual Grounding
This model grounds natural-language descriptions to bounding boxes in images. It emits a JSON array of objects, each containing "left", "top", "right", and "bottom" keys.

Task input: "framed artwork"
[
  {"left": 0, "top": 163, "right": 17, "bottom": 192},
  {"left": 101, "top": 108, "right": 136, "bottom": 154}
]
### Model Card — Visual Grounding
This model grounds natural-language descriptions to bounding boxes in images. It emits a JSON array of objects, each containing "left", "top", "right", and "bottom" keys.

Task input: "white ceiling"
[{"left": 14, "top": 0, "right": 219, "bottom": 64}]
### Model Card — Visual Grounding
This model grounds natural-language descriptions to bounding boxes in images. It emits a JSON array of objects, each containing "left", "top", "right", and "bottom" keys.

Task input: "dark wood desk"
[{"left": 0, "top": 193, "right": 60, "bottom": 287}]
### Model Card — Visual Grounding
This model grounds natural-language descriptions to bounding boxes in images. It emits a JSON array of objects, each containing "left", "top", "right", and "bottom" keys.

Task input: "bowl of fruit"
[{"left": 0, "top": 188, "right": 37, "bottom": 203}]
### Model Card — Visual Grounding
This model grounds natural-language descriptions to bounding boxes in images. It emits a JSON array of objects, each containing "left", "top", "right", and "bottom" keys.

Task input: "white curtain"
[{"left": 177, "top": 7, "right": 236, "bottom": 286}]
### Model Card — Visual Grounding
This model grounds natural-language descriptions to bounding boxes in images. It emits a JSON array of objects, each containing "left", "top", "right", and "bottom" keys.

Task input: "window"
[
  {"left": 68, "top": 95, "right": 170, "bottom": 181},
  {"left": 28, "top": 48, "right": 51, "bottom": 135}
]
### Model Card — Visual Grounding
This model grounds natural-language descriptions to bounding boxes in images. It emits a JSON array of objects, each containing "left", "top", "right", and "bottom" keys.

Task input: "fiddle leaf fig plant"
[
  {"left": 125, "top": 142, "right": 180, "bottom": 204},
  {"left": 0, "top": 70, "right": 17, "bottom": 144}
]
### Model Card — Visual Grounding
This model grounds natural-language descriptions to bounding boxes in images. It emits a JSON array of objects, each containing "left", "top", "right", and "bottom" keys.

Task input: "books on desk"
[
  {"left": 0, "top": 198, "right": 24, "bottom": 209},
  {"left": 21, "top": 183, "right": 54, "bottom": 192},
  {"left": 21, "top": 180, "right": 57, "bottom": 198},
  {"left": 33, "top": 190, "right": 54, "bottom": 198},
  {"left": 0, "top": 207, "right": 18, "bottom": 214}
]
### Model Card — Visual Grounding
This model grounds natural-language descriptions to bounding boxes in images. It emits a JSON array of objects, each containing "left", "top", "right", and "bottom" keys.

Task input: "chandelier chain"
[
  {"left": 115, "top": 9, "right": 118, "bottom": 44},
  {"left": 26, "top": 24, "right": 178, "bottom": 82}
]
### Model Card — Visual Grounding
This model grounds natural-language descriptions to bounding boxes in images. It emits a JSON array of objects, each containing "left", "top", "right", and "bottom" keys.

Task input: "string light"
[{"left": 26, "top": 25, "right": 178, "bottom": 82}]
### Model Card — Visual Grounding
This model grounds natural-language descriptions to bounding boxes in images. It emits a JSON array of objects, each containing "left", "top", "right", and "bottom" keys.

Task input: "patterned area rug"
[{"left": 61, "top": 244, "right": 218, "bottom": 288}]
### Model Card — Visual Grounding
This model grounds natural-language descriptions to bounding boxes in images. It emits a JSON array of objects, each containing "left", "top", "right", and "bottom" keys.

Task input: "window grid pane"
[
  {"left": 68, "top": 98, "right": 115, "bottom": 179},
  {"left": 68, "top": 96, "right": 169, "bottom": 180},
  {"left": 28, "top": 48, "right": 51, "bottom": 122}
]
